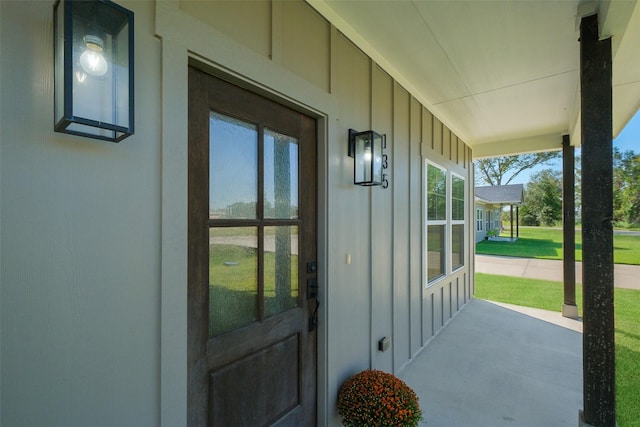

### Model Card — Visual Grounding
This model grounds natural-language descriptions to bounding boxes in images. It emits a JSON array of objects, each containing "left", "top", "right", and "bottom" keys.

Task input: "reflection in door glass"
[
  {"left": 264, "top": 226, "right": 299, "bottom": 318},
  {"left": 209, "top": 227, "right": 258, "bottom": 337},
  {"left": 209, "top": 112, "right": 258, "bottom": 219},
  {"left": 264, "top": 129, "right": 298, "bottom": 219}
]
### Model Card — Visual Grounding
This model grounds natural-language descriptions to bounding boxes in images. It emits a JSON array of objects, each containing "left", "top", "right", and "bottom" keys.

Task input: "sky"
[
  {"left": 614, "top": 109, "right": 640, "bottom": 153},
  {"left": 507, "top": 109, "right": 640, "bottom": 185}
]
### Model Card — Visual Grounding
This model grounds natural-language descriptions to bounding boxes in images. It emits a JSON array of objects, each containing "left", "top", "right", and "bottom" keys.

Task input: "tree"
[
  {"left": 520, "top": 169, "right": 563, "bottom": 226},
  {"left": 613, "top": 148, "right": 640, "bottom": 226},
  {"left": 475, "top": 152, "right": 561, "bottom": 186}
]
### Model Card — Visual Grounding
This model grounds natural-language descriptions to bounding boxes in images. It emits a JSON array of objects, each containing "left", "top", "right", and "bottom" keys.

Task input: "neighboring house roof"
[{"left": 475, "top": 184, "right": 524, "bottom": 205}]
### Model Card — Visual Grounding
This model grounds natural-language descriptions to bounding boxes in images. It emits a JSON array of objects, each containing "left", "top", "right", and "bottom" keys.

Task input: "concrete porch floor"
[{"left": 398, "top": 299, "right": 583, "bottom": 427}]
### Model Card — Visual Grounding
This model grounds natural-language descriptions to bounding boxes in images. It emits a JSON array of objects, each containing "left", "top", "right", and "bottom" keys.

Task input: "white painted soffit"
[
  {"left": 307, "top": 0, "right": 640, "bottom": 157},
  {"left": 607, "top": 0, "right": 640, "bottom": 139}
]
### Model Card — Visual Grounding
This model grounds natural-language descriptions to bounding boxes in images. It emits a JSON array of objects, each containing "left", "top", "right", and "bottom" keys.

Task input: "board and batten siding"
[
  {"left": 0, "top": 1, "right": 474, "bottom": 426},
  {"left": 1, "top": 1, "right": 163, "bottom": 426},
  {"left": 170, "top": 3, "right": 476, "bottom": 422}
]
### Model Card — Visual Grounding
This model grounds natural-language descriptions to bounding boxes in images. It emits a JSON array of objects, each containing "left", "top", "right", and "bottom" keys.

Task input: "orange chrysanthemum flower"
[{"left": 337, "top": 370, "right": 424, "bottom": 427}]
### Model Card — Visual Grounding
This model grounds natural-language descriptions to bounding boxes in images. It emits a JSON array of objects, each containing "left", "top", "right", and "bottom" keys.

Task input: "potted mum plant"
[{"left": 337, "top": 369, "right": 424, "bottom": 427}]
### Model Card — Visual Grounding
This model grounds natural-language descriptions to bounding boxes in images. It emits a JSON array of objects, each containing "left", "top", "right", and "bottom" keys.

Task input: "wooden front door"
[{"left": 188, "top": 67, "right": 318, "bottom": 426}]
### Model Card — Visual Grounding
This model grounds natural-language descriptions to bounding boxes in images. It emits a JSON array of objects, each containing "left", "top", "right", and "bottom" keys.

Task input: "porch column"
[
  {"left": 516, "top": 206, "right": 519, "bottom": 238},
  {"left": 580, "top": 13, "right": 615, "bottom": 427},
  {"left": 562, "top": 134, "right": 578, "bottom": 319},
  {"left": 510, "top": 205, "right": 514, "bottom": 239}
]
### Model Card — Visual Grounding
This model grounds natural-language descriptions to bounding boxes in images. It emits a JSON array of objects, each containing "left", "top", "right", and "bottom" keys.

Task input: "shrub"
[{"left": 337, "top": 369, "right": 423, "bottom": 427}]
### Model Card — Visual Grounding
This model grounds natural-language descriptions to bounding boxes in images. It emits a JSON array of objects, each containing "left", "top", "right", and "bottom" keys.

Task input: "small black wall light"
[
  {"left": 348, "top": 129, "right": 388, "bottom": 187},
  {"left": 54, "top": 0, "right": 134, "bottom": 142}
]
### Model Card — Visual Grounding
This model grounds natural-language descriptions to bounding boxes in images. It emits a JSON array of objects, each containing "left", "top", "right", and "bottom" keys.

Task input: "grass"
[
  {"left": 476, "top": 226, "right": 640, "bottom": 265},
  {"left": 475, "top": 273, "right": 640, "bottom": 426},
  {"left": 474, "top": 273, "right": 583, "bottom": 315}
]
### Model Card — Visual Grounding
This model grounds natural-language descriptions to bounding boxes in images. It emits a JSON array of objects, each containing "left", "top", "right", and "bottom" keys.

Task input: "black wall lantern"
[
  {"left": 54, "top": 0, "right": 134, "bottom": 142},
  {"left": 348, "top": 129, "right": 389, "bottom": 187}
]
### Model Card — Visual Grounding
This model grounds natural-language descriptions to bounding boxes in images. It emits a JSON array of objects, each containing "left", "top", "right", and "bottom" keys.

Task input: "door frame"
[{"left": 157, "top": 37, "right": 333, "bottom": 426}]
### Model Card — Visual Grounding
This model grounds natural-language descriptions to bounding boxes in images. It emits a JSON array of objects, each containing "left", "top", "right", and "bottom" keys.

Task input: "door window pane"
[
  {"left": 264, "top": 129, "right": 299, "bottom": 219},
  {"left": 209, "top": 227, "right": 258, "bottom": 337},
  {"left": 209, "top": 112, "right": 258, "bottom": 219},
  {"left": 264, "top": 226, "right": 299, "bottom": 317},
  {"left": 427, "top": 225, "right": 445, "bottom": 281}
]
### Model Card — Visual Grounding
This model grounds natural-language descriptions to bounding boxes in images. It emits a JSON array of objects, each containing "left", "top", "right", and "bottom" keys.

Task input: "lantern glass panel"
[
  {"left": 371, "top": 132, "right": 383, "bottom": 185},
  {"left": 354, "top": 133, "right": 370, "bottom": 184},
  {"left": 353, "top": 131, "right": 383, "bottom": 186}
]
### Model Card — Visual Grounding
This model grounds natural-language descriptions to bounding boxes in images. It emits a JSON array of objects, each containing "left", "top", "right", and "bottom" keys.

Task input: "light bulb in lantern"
[
  {"left": 79, "top": 35, "right": 108, "bottom": 76},
  {"left": 364, "top": 145, "right": 372, "bottom": 162}
]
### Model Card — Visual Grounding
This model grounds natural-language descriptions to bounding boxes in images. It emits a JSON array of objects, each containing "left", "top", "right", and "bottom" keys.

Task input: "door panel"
[
  {"left": 188, "top": 67, "right": 317, "bottom": 427},
  {"left": 209, "top": 334, "right": 299, "bottom": 425}
]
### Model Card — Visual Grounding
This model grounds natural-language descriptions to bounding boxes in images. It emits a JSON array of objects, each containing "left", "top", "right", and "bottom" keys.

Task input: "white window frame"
[
  {"left": 450, "top": 172, "right": 465, "bottom": 273},
  {"left": 476, "top": 208, "right": 484, "bottom": 232},
  {"left": 424, "top": 160, "right": 447, "bottom": 287},
  {"left": 486, "top": 209, "right": 491, "bottom": 232}
]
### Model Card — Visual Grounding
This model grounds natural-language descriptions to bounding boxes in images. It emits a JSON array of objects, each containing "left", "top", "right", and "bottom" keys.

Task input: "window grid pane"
[
  {"left": 209, "top": 112, "right": 258, "bottom": 220},
  {"left": 209, "top": 227, "right": 258, "bottom": 337},
  {"left": 427, "top": 224, "right": 445, "bottom": 281},
  {"left": 264, "top": 226, "right": 299, "bottom": 318},
  {"left": 427, "top": 164, "right": 447, "bottom": 220},
  {"left": 264, "top": 129, "right": 299, "bottom": 219},
  {"left": 452, "top": 224, "right": 464, "bottom": 270},
  {"left": 452, "top": 176, "right": 465, "bottom": 221}
]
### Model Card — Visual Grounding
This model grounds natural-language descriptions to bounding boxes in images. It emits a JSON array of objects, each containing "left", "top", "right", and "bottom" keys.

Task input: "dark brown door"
[{"left": 188, "top": 67, "right": 317, "bottom": 427}]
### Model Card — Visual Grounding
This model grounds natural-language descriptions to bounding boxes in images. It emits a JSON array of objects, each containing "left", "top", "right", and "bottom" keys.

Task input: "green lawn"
[
  {"left": 475, "top": 273, "right": 640, "bottom": 426},
  {"left": 476, "top": 226, "right": 640, "bottom": 265}
]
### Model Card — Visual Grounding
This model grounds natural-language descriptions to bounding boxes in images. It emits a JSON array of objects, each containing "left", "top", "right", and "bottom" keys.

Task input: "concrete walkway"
[
  {"left": 476, "top": 254, "right": 640, "bottom": 290},
  {"left": 399, "top": 299, "right": 583, "bottom": 426},
  {"left": 396, "top": 256, "right": 637, "bottom": 426}
]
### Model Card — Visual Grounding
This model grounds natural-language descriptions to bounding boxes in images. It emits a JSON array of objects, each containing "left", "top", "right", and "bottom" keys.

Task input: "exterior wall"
[
  {"left": 421, "top": 119, "right": 474, "bottom": 361},
  {"left": 0, "top": 1, "right": 474, "bottom": 426},
  {"left": 0, "top": 1, "right": 162, "bottom": 425}
]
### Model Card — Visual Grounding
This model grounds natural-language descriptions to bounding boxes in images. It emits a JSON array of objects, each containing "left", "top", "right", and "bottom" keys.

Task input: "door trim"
[{"left": 158, "top": 42, "right": 331, "bottom": 425}]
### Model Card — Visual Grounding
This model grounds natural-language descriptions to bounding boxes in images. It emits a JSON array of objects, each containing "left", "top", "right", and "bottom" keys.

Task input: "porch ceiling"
[{"left": 308, "top": 0, "right": 640, "bottom": 158}]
